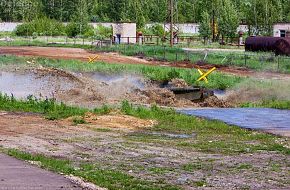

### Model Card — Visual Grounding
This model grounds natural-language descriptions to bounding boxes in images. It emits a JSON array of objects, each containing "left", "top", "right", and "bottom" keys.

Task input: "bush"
[
  {"left": 142, "top": 24, "right": 165, "bottom": 37},
  {"left": 65, "top": 22, "right": 94, "bottom": 38},
  {"left": 95, "top": 24, "right": 112, "bottom": 39},
  {"left": 14, "top": 17, "right": 65, "bottom": 36}
]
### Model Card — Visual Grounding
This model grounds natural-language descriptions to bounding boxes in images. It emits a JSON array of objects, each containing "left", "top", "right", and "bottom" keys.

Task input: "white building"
[
  {"left": 273, "top": 23, "right": 290, "bottom": 37},
  {"left": 0, "top": 22, "right": 22, "bottom": 32},
  {"left": 112, "top": 23, "right": 137, "bottom": 44}
]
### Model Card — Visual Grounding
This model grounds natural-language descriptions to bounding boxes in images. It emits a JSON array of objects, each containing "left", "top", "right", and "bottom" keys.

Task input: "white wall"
[
  {"left": 0, "top": 22, "right": 116, "bottom": 32},
  {"left": 0, "top": 22, "right": 22, "bottom": 32},
  {"left": 112, "top": 23, "right": 137, "bottom": 44},
  {"left": 273, "top": 23, "right": 290, "bottom": 37}
]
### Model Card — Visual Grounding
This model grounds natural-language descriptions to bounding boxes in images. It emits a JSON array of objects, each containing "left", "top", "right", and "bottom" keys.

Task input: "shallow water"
[
  {"left": 178, "top": 108, "right": 290, "bottom": 135},
  {"left": 0, "top": 71, "right": 74, "bottom": 99}
]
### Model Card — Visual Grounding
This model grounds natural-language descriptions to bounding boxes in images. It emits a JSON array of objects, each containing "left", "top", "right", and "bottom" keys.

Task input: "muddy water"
[
  {"left": 178, "top": 108, "right": 290, "bottom": 136},
  {"left": 0, "top": 71, "right": 75, "bottom": 99},
  {"left": 0, "top": 71, "right": 146, "bottom": 101}
]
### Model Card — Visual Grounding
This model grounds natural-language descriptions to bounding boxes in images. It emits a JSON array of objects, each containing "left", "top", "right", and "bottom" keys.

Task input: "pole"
[
  {"left": 212, "top": 9, "right": 215, "bottom": 42},
  {"left": 170, "top": 0, "right": 174, "bottom": 47}
]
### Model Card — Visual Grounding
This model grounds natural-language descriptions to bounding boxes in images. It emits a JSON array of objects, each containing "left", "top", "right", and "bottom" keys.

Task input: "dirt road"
[{"left": 1, "top": 46, "right": 290, "bottom": 79}]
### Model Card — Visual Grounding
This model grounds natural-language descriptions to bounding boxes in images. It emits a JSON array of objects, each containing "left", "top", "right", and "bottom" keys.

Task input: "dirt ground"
[
  {"left": 0, "top": 111, "right": 289, "bottom": 189},
  {"left": 1, "top": 46, "right": 290, "bottom": 79}
]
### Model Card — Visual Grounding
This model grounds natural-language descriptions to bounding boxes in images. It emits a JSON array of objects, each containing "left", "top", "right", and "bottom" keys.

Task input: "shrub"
[
  {"left": 95, "top": 24, "right": 112, "bottom": 39},
  {"left": 142, "top": 24, "right": 166, "bottom": 37},
  {"left": 65, "top": 22, "right": 94, "bottom": 38},
  {"left": 14, "top": 17, "right": 65, "bottom": 36}
]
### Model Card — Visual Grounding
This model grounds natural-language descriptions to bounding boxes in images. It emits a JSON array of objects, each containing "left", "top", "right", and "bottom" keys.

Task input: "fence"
[
  {"left": 1, "top": 35, "right": 289, "bottom": 73},
  {"left": 0, "top": 34, "right": 243, "bottom": 48},
  {"left": 94, "top": 44, "right": 290, "bottom": 74}
]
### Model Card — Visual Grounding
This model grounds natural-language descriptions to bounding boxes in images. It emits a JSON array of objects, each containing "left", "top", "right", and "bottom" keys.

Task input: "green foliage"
[
  {"left": 218, "top": 0, "right": 240, "bottom": 38},
  {"left": 1, "top": 0, "right": 290, "bottom": 35},
  {"left": 14, "top": 17, "right": 66, "bottom": 36},
  {"left": 144, "top": 24, "right": 166, "bottom": 37},
  {"left": 199, "top": 11, "right": 212, "bottom": 40},
  {"left": 95, "top": 25, "right": 113, "bottom": 39},
  {"left": 65, "top": 22, "right": 94, "bottom": 37}
]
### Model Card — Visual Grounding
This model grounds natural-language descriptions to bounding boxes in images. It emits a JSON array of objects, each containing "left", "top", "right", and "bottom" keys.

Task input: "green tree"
[
  {"left": 218, "top": 0, "right": 239, "bottom": 40},
  {"left": 198, "top": 11, "right": 212, "bottom": 42}
]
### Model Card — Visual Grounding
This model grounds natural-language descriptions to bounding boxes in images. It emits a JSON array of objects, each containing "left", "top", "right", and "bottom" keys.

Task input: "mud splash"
[{"left": 0, "top": 68, "right": 230, "bottom": 108}]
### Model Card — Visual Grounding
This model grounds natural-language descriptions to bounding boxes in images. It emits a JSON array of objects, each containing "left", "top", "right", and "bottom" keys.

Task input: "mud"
[{"left": 0, "top": 66, "right": 230, "bottom": 108}]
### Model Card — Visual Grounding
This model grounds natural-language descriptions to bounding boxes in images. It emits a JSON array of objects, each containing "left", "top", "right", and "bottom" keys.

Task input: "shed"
[
  {"left": 112, "top": 23, "right": 137, "bottom": 44},
  {"left": 273, "top": 23, "right": 290, "bottom": 37}
]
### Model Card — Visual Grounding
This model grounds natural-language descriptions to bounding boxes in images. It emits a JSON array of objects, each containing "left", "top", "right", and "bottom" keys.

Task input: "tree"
[
  {"left": 198, "top": 11, "right": 212, "bottom": 43},
  {"left": 218, "top": 0, "right": 239, "bottom": 41}
]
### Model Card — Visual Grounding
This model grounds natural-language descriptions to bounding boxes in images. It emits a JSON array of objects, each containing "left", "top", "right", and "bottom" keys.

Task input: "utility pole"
[
  {"left": 170, "top": 0, "right": 174, "bottom": 47},
  {"left": 167, "top": 0, "right": 178, "bottom": 47}
]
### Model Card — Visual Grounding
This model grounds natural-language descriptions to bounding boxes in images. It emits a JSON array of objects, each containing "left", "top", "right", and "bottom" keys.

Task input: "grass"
[
  {"left": 0, "top": 55, "right": 244, "bottom": 90},
  {"left": 0, "top": 94, "right": 289, "bottom": 155},
  {"left": 121, "top": 101, "right": 290, "bottom": 155},
  {"left": 242, "top": 100, "right": 290, "bottom": 110},
  {"left": 0, "top": 94, "right": 109, "bottom": 120},
  {"left": 3, "top": 149, "right": 179, "bottom": 190},
  {"left": 95, "top": 44, "right": 290, "bottom": 74}
]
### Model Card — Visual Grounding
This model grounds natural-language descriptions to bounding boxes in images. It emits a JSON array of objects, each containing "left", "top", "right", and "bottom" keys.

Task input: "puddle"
[
  {"left": 146, "top": 132, "right": 195, "bottom": 139},
  {"left": 0, "top": 71, "right": 75, "bottom": 99},
  {"left": 178, "top": 108, "right": 290, "bottom": 136}
]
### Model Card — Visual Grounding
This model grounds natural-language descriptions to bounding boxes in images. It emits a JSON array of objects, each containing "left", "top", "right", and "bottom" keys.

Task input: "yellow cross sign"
[
  {"left": 197, "top": 67, "right": 216, "bottom": 83},
  {"left": 88, "top": 55, "right": 99, "bottom": 63}
]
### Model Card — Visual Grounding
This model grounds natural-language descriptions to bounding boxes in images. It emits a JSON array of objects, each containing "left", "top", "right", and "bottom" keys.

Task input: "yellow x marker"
[
  {"left": 197, "top": 67, "right": 216, "bottom": 83},
  {"left": 88, "top": 55, "right": 99, "bottom": 63}
]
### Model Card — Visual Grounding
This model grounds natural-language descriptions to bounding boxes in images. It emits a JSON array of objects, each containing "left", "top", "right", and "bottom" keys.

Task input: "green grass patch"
[
  {"left": 242, "top": 100, "right": 290, "bottom": 110},
  {"left": 0, "top": 94, "right": 109, "bottom": 120},
  {"left": 4, "top": 149, "right": 179, "bottom": 190},
  {"left": 121, "top": 101, "right": 290, "bottom": 155}
]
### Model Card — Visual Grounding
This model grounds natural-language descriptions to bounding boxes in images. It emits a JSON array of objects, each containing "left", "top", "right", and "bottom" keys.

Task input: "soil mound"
[
  {"left": 198, "top": 96, "right": 231, "bottom": 108},
  {"left": 168, "top": 78, "right": 189, "bottom": 88},
  {"left": 68, "top": 112, "right": 156, "bottom": 129}
]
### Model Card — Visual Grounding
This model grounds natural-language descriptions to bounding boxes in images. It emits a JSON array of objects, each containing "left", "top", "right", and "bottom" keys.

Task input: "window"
[{"left": 280, "top": 30, "right": 286, "bottom": 37}]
